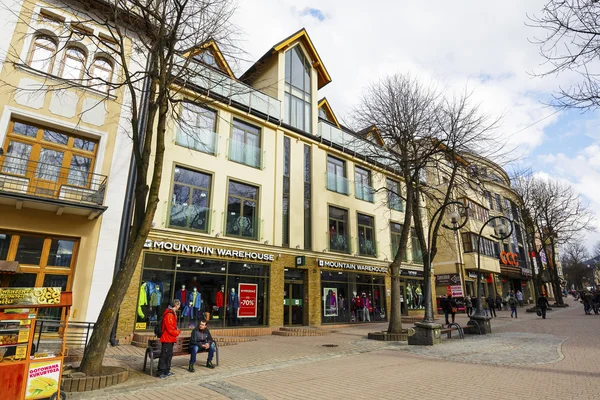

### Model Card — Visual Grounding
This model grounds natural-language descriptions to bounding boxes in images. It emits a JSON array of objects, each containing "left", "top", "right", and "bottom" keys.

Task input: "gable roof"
[
  {"left": 357, "top": 125, "right": 385, "bottom": 147},
  {"left": 240, "top": 28, "right": 331, "bottom": 89},
  {"left": 318, "top": 98, "right": 340, "bottom": 128},
  {"left": 184, "top": 40, "right": 235, "bottom": 79}
]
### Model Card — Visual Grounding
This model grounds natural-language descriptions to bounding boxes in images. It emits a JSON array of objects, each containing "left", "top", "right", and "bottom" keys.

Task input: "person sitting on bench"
[{"left": 188, "top": 319, "right": 216, "bottom": 372}]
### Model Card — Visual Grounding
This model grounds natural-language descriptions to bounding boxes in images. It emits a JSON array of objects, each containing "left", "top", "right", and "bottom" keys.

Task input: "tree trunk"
[{"left": 387, "top": 262, "right": 403, "bottom": 334}]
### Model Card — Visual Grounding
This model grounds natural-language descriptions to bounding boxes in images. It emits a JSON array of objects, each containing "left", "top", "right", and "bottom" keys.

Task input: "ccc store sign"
[{"left": 500, "top": 251, "right": 519, "bottom": 266}]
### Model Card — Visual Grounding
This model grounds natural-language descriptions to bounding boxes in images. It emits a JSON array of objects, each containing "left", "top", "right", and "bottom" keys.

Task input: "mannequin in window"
[
  {"left": 416, "top": 285, "right": 423, "bottom": 308},
  {"left": 145, "top": 274, "right": 163, "bottom": 321},
  {"left": 187, "top": 276, "right": 200, "bottom": 291},
  {"left": 214, "top": 285, "right": 225, "bottom": 326},
  {"left": 361, "top": 292, "right": 371, "bottom": 322},
  {"left": 227, "top": 288, "right": 240, "bottom": 326},
  {"left": 188, "top": 287, "right": 202, "bottom": 321},
  {"left": 175, "top": 285, "right": 188, "bottom": 327},
  {"left": 406, "top": 283, "right": 413, "bottom": 310},
  {"left": 351, "top": 292, "right": 359, "bottom": 322},
  {"left": 338, "top": 294, "right": 347, "bottom": 321},
  {"left": 182, "top": 301, "right": 194, "bottom": 327}
]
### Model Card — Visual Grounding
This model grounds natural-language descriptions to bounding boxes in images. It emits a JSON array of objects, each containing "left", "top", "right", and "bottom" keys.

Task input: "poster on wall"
[
  {"left": 237, "top": 283, "right": 258, "bottom": 318},
  {"left": 25, "top": 360, "right": 62, "bottom": 399},
  {"left": 323, "top": 287, "right": 338, "bottom": 317}
]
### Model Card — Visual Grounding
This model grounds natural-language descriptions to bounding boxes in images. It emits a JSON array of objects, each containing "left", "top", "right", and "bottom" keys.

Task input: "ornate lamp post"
[
  {"left": 408, "top": 201, "right": 468, "bottom": 346},
  {"left": 468, "top": 215, "right": 513, "bottom": 334}
]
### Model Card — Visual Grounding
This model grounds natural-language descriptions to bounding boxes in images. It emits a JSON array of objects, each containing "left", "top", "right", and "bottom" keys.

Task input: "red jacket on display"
[
  {"left": 215, "top": 291, "right": 224, "bottom": 308},
  {"left": 160, "top": 308, "right": 180, "bottom": 343}
]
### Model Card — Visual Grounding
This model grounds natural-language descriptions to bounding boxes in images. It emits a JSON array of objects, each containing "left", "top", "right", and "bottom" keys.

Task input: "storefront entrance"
[{"left": 283, "top": 269, "right": 305, "bottom": 326}]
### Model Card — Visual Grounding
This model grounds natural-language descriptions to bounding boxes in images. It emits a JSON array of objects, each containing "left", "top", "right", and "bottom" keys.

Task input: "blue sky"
[{"left": 232, "top": 0, "right": 600, "bottom": 252}]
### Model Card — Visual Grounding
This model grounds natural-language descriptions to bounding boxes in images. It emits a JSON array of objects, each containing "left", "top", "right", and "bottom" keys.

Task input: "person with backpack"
[
  {"left": 446, "top": 295, "right": 457, "bottom": 325},
  {"left": 486, "top": 294, "right": 496, "bottom": 318},
  {"left": 508, "top": 293, "right": 518, "bottom": 318},
  {"left": 188, "top": 319, "right": 216, "bottom": 372},
  {"left": 156, "top": 299, "right": 181, "bottom": 379}
]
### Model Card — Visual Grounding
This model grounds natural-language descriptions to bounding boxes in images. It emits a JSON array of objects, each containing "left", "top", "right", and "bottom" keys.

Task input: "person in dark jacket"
[
  {"left": 439, "top": 296, "right": 449, "bottom": 325},
  {"left": 158, "top": 299, "right": 181, "bottom": 379},
  {"left": 537, "top": 294, "right": 549, "bottom": 319},
  {"left": 188, "top": 319, "right": 216, "bottom": 371},
  {"left": 486, "top": 294, "right": 497, "bottom": 318},
  {"left": 446, "top": 295, "right": 457, "bottom": 325}
]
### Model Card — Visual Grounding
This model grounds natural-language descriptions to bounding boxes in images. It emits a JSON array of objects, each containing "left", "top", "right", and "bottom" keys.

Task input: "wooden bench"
[{"left": 143, "top": 336, "right": 219, "bottom": 376}]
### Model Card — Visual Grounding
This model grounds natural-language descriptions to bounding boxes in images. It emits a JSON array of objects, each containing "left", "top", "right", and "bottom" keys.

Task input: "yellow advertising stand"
[{"left": 0, "top": 288, "right": 72, "bottom": 400}]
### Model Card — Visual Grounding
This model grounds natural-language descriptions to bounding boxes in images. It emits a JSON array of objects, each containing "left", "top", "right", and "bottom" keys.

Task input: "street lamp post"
[
  {"left": 408, "top": 201, "right": 468, "bottom": 346},
  {"left": 468, "top": 215, "right": 513, "bottom": 334}
]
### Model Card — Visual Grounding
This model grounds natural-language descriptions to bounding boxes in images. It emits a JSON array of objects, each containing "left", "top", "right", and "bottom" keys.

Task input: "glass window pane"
[
  {"left": 226, "top": 196, "right": 241, "bottom": 235},
  {"left": 15, "top": 236, "right": 45, "bottom": 265},
  {"left": 8, "top": 273, "right": 37, "bottom": 288},
  {"left": 68, "top": 155, "right": 92, "bottom": 186},
  {"left": 13, "top": 122, "right": 38, "bottom": 138},
  {"left": 176, "top": 258, "right": 227, "bottom": 274},
  {"left": 0, "top": 233, "right": 12, "bottom": 260},
  {"left": 143, "top": 253, "right": 176, "bottom": 270},
  {"left": 2, "top": 141, "right": 32, "bottom": 175},
  {"left": 43, "top": 130, "right": 68, "bottom": 145},
  {"left": 228, "top": 263, "right": 267, "bottom": 276},
  {"left": 173, "top": 166, "right": 211, "bottom": 188},
  {"left": 229, "top": 181, "right": 257, "bottom": 199},
  {"left": 241, "top": 200, "right": 257, "bottom": 238},
  {"left": 47, "top": 239, "right": 75, "bottom": 267},
  {"left": 62, "top": 48, "right": 85, "bottom": 80},
  {"left": 189, "top": 189, "right": 208, "bottom": 231},
  {"left": 30, "top": 38, "right": 56, "bottom": 74},
  {"left": 169, "top": 184, "right": 190, "bottom": 228},
  {"left": 137, "top": 269, "right": 174, "bottom": 325},
  {"left": 36, "top": 148, "right": 64, "bottom": 181},
  {"left": 291, "top": 47, "right": 305, "bottom": 89},
  {"left": 285, "top": 49, "right": 291, "bottom": 84},
  {"left": 73, "top": 138, "right": 96, "bottom": 152},
  {"left": 43, "top": 274, "right": 68, "bottom": 291}
]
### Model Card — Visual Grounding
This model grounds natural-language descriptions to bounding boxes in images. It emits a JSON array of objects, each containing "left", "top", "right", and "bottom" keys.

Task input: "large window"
[
  {"left": 390, "top": 222, "right": 408, "bottom": 261},
  {"left": 304, "top": 144, "right": 312, "bottom": 250},
  {"left": 60, "top": 46, "right": 87, "bottom": 81},
  {"left": 461, "top": 197, "right": 490, "bottom": 222},
  {"left": 177, "top": 103, "right": 218, "bottom": 155},
  {"left": 321, "top": 270, "right": 386, "bottom": 324},
  {"left": 326, "top": 155, "right": 348, "bottom": 194},
  {"left": 282, "top": 137, "right": 291, "bottom": 246},
  {"left": 136, "top": 253, "right": 269, "bottom": 329},
  {"left": 386, "top": 178, "right": 403, "bottom": 211},
  {"left": 410, "top": 228, "right": 423, "bottom": 264},
  {"left": 354, "top": 167, "right": 373, "bottom": 202},
  {"left": 28, "top": 36, "right": 57, "bottom": 74},
  {"left": 90, "top": 57, "right": 113, "bottom": 92},
  {"left": 226, "top": 181, "right": 259, "bottom": 239},
  {"left": 229, "top": 119, "right": 261, "bottom": 168},
  {"left": 169, "top": 166, "right": 211, "bottom": 232},
  {"left": 1, "top": 120, "right": 97, "bottom": 191},
  {"left": 329, "top": 206, "right": 349, "bottom": 253},
  {"left": 461, "top": 232, "right": 498, "bottom": 258},
  {"left": 284, "top": 46, "right": 311, "bottom": 132},
  {"left": 357, "top": 213, "right": 376, "bottom": 256}
]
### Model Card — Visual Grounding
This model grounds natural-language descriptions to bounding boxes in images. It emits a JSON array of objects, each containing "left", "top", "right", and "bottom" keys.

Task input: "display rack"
[{"left": 0, "top": 288, "right": 72, "bottom": 400}]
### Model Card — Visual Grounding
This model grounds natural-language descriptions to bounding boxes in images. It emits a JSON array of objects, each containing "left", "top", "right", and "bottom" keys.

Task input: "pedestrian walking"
[
  {"left": 486, "top": 294, "right": 497, "bottom": 318},
  {"left": 583, "top": 291, "right": 594, "bottom": 315},
  {"left": 157, "top": 299, "right": 181, "bottom": 379},
  {"left": 481, "top": 296, "right": 488, "bottom": 317},
  {"left": 495, "top": 294, "right": 503, "bottom": 312},
  {"left": 537, "top": 294, "right": 549, "bottom": 319},
  {"left": 509, "top": 294, "right": 518, "bottom": 318},
  {"left": 516, "top": 290, "right": 524, "bottom": 307},
  {"left": 445, "top": 294, "right": 457, "bottom": 325},
  {"left": 188, "top": 319, "right": 216, "bottom": 372},
  {"left": 464, "top": 294, "right": 473, "bottom": 316}
]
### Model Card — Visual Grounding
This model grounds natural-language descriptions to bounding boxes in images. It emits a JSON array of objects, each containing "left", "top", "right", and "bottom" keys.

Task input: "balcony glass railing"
[
  {"left": 326, "top": 172, "right": 349, "bottom": 195},
  {"left": 0, "top": 155, "right": 106, "bottom": 206},
  {"left": 228, "top": 139, "right": 262, "bottom": 169},
  {"left": 355, "top": 182, "right": 374, "bottom": 202},
  {"left": 169, "top": 203, "right": 211, "bottom": 233},
  {"left": 329, "top": 233, "right": 351, "bottom": 253},
  {"left": 175, "top": 126, "right": 218, "bottom": 155},
  {"left": 359, "top": 240, "right": 377, "bottom": 257}
]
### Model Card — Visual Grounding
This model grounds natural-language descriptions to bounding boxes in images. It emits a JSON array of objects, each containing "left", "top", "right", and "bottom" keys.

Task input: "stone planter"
[
  {"left": 62, "top": 366, "right": 129, "bottom": 393},
  {"left": 368, "top": 330, "right": 408, "bottom": 341}
]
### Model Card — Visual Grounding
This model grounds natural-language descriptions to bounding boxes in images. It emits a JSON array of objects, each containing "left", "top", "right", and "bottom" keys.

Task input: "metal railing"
[
  {"left": 33, "top": 319, "right": 95, "bottom": 359},
  {"left": 0, "top": 155, "right": 107, "bottom": 206}
]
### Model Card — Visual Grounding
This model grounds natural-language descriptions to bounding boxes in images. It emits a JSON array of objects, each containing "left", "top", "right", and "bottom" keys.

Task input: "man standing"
[
  {"left": 157, "top": 299, "right": 181, "bottom": 379},
  {"left": 464, "top": 294, "right": 473, "bottom": 316},
  {"left": 188, "top": 319, "right": 216, "bottom": 372},
  {"left": 516, "top": 290, "right": 524, "bottom": 307},
  {"left": 537, "top": 293, "right": 549, "bottom": 319},
  {"left": 486, "top": 294, "right": 497, "bottom": 318},
  {"left": 509, "top": 294, "right": 518, "bottom": 318}
]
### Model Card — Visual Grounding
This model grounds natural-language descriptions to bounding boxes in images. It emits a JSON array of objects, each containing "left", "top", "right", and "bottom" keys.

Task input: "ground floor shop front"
[{"left": 116, "top": 230, "right": 395, "bottom": 340}]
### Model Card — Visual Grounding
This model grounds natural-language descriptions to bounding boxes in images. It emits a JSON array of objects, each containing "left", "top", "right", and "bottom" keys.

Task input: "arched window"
[
  {"left": 29, "top": 35, "right": 57, "bottom": 74},
  {"left": 61, "top": 47, "right": 86, "bottom": 81},
  {"left": 90, "top": 57, "right": 113, "bottom": 92}
]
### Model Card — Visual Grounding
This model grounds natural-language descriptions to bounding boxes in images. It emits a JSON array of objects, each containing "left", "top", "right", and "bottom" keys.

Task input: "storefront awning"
[{"left": 0, "top": 261, "right": 20, "bottom": 274}]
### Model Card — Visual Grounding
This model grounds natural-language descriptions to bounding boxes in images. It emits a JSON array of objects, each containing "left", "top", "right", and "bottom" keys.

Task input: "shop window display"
[
  {"left": 321, "top": 271, "right": 386, "bottom": 324},
  {"left": 405, "top": 279, "right": 424, "bottom": 310},
  {"left": 135, "top": 253, "right": 269, "bottom": 331}
]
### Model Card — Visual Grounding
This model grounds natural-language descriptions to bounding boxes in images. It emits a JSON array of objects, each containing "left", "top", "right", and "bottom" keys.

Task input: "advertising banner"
[
  {"left": 436, "top": 274, "right": 461, "bottom": 285},
  {"left": 237, "top": 283, "right": 257, "bottom": 318},
  {"left": 0, "top": 287, "right": 61, "bottom": 306},
  {"left": 323, "top": 287, "right": 338, "bottom": 317},
  {"left": 449, "top": 285, "right": 464, "bottom": 297},
  {"left": 25, "top": 360, "right": 61, "bottom": 399}
]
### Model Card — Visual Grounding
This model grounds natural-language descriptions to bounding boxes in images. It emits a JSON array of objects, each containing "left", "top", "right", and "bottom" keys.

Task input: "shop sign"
[
  {"left": 237, "top": 283, "right": 257, "bottom": 318},
  {"left": 400, "top": 269, "right": 424, "bottom": 277},
  {"left": 0, "top": 287, "right": 61, "bottom": 306},
  {"left": 467, "top": 271, "right": 485, "bottom": 280},
  {"left": 435, "top": 274, "right": 461, "bottom": 285},
  {"left": 317, "top": 259, "right": 388, "bottom": 273},
  {"left": 521, "top": 267, "right": 532, "bottom": 276},
  {"left": 323, "top": 287, "right": 338, "bottom": 317},
  {"left": 446, "top": 285, "right": 464, "bottom": 297},
  {"left": 295, "top": 256, "right": 306, "bottom": 266},
  {"left": 144, "top": 239, "right": 275, "bottom": 262},
  {"left": 500, "top": 251, "right": 519, "bottom": 266},
  {"left": 135, "top": 322, "right": 147, "bottom": 330},
  {"left": 25, "top": 360, "right": 61, "bottom": 399}
]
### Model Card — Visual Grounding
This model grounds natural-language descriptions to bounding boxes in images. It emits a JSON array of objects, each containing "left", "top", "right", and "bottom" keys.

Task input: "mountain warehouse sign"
[
  {"left": 144, "top": 240, "right": 275, "bottom": 262},
  {"left": 318, "top": 259, "right": 388, "bottom": 273}
]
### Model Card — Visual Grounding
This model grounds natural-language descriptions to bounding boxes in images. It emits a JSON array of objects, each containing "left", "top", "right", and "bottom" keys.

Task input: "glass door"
[{"left": 283, "top": 269, "right": 305, "bottom": 326}]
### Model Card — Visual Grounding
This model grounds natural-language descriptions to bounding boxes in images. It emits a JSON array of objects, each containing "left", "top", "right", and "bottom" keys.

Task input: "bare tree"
[
  {"left": 2, "top": 0, "right": 240, "bottom": 375},
  {"left": 529, "top": 0, "right": 600, "bottom": 110},
  {"left": 561, "top": 242, "right": 593, "bottom": 290},
  {"left": 352, "top": 74, "right": 502, "bottom": 333}
]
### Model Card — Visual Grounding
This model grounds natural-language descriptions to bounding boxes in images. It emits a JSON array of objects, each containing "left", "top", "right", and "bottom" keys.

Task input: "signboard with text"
[
  {"left": 436, "top": 274, "right": 461, "bottom": 285},
  {"left": 237, "top": 283, "right": 258, "bottom": 318},
  {"left": 0, "top": 287, "right": 61, "bottom": 306},
  {"left": 25, "top": 360, "right": 62, "bottom": 399}
]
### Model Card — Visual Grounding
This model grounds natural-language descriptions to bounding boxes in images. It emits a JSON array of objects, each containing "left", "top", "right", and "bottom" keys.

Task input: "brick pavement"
[{"left": 71, "top": 297, "right": 600, "bottom": 400}]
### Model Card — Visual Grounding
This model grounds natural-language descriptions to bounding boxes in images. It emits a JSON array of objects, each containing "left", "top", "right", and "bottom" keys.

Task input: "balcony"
[
  {"left": 0, "top": 155, "right": 107, "bottom": 218},
  {"left": 175, "top": 126, "right": 218, "bottom": 155},
  {"left": 168, "top": 203, "right": 212, "bottom": 233},
  {"left": 329, "top": 233, "right": 351, "bottom": 254},
  {"left": 228, "top": 139, "right": 263, "bottom": 169},
  {"left": 355, "top": 182, "right": 375, "bottom": 202},
  {"left": 326, "top": 172, "right": 349, "bottom": 195},
  {"left": 359, "top": 240, "right": 378, "bottom": 257}
]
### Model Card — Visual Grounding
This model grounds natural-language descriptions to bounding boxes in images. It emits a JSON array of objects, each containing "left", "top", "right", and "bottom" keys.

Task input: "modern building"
[
  {"left": 0, "top": 1, "right": 139, "bottom": 322},
  {"left": 115, "top": 29, "right": 431, "bottom": 340}
]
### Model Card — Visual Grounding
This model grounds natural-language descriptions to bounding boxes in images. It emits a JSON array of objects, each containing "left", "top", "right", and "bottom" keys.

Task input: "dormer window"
[
  {"left": 284, "top": 46, "right": 311, "bottom": 133},
  {"left": 194, "top": 50, "right": 218, "bottom": 69}
]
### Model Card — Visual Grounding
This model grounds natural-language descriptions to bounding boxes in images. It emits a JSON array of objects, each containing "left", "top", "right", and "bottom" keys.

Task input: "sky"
[{"left": 230, "top": 0, "right": 600, "bottom": 253}]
